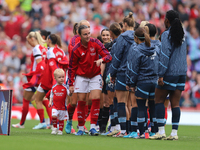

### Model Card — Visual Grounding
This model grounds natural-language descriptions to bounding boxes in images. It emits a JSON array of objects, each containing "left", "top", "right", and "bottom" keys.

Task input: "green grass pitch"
[{"left": 1, "top": 119, "right": 200, "bottom": 150}]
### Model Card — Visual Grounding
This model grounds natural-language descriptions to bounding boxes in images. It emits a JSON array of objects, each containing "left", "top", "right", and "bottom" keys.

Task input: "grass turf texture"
[{"left": 1, "top": 119, "right": 200, "bottom": 150}]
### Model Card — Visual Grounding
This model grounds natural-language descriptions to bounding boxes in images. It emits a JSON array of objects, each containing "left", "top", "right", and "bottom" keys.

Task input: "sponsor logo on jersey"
[
  {"left": 90, "top": 47, "right": 95, "bottom": 52},
  {"left": 90, "top": 52, "right": 96, "bottom": 56},
  {"left": 81, "top": 52, "right": 85, "bottom": 56},
  {"left": 56, "top": 51, "right": 63, "bottom": 57},
  {"left": 55, "top": 92, "right": 64, "bottom": 96},
  {"left": 49, "top": 61, "right": 54, "bottom": 66}
]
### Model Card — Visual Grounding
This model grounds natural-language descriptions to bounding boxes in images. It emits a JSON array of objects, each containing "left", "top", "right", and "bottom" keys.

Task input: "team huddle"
[{"left": 12, "top": 10, "right": 186, "bottom": 141}]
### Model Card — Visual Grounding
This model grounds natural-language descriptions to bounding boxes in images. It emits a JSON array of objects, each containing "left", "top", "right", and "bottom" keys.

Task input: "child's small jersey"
[{"left": 50, "top": 83, "right": 69, "bottom": 110}]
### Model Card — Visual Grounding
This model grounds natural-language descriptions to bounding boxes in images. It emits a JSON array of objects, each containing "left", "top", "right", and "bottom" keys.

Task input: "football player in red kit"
[
  {"left": 49, "top": 68, "right": 69, "bottom": 135},
  {"left": 66, "top": 20, "right": 91, "bottom": 134},
  {"left": 68, "top": 25, "right": 112, "bottom": 135},
  {"left": 12, "top": 31, "right": 47, "bottom": 128},
  {"left": 33, "top": 34, "right": 68, "bottom": 129}
]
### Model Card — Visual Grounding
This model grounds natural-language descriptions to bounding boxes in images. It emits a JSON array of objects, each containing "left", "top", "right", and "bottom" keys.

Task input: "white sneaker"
[
  {"left": 51, "top": 128, "right": 58, "bottom": 135},
  {"left": 33, "top": 123, "right": 47, "bottom": 129},
  {"left": 12, "top": 123, "right": 24, "bottom": 128},
  {"left": 57, "top": 130, "right": 63, "bottom": 135}
]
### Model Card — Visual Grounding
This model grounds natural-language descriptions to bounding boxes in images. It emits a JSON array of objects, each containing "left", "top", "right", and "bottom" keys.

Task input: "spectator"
[{"left": 4, "top": 50, "right": 21, "bottom": 75}]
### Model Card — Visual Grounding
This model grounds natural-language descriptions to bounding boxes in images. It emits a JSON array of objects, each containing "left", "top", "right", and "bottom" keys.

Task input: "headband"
[{"left": 134, "top": 33, "right": 145, "bottom": 39}]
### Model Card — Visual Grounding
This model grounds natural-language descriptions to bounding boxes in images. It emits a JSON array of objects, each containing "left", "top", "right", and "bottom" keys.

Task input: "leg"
[
  {"left": 168, "top": 89, "right": 182, "bottom": 139},
  {"left": 136, "top": 98, "right": 146, "bottom": 136},
  {"left": 77, "top": 93, "right": 87, "bottom": 131},
  {"left": 150, "top": 88, "right": 169, "bottom": 139},
  {"left": 116, "top": 90, "right": 129, "bottom": 135},
  {"left": 89, "top": 89, "right": 101, "bottom": 129},
  {"left": 32, "top": 87, "right": 48, "bottom": 129},
  {"left": 130, "top": 92, "right": 138, "bottom": 133},
  {"left": 12, "top": 90, "right": 34, "bottom": 128},
  {"left": 65, "top": 93, "right": 78, "bottom": 134},
  {"left": 100, "top": 93, "right": 110, "bottom": 133}
]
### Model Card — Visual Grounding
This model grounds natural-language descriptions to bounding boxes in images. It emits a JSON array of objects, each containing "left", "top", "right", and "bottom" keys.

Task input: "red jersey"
[
  {"left": 23, "top": 45, "right": 47, "bottom": 89},
  {"left": 68, "top": 35, "right": 81, "bottom": 57},
  {"left": 30, "top": 45, "right": 47, "bottom": 71},
  {"left": 40, "top": 45, "right": 69, "bottom": 90},
  {"left": 68, "top": 38, "right": 112, "bottom": 86},
  {"left": 50, "top": 84, "right": 68, "bottom": 110}
]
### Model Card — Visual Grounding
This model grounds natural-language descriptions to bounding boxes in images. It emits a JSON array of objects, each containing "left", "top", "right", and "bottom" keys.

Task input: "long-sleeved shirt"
[
  {"left": 158, "top": 28, "right": 187, "bottom": 77},
  {"left": 68, "top": 38, "right": 112, "bottom": 86},
  {"left": 126, "top": 43, "right": 159, "bottom": 87},
  {"left": 108, "top": 30, "right": 135, "bottom": 77}
]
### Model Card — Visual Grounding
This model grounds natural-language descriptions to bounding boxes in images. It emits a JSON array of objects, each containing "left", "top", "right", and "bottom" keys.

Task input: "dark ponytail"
[
  {"left": 134, "top": 27, "right": 151, "bottom": 47},
  {"left": 73, "top": 23, "right": 78, "bottom": 35},
  {"left": 166, "top": 10, "right": 184, "bottom": 47},
  {"left": 40, "top": 30, "right": 51, "bottom": 40},
  {"left": 48, "top": 34, "right": 62, "bottom": 48}
]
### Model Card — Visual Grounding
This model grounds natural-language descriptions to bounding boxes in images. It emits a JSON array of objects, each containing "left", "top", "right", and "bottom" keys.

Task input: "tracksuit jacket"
[
  {"left": 108, "top": 30, "right": 135, "bottom": 77},
  {"left": 126, "top": 42, "right": 159, "bottom": 87},
  {"left": 158, "top": 28, "right": 187, "bottom": 77}
]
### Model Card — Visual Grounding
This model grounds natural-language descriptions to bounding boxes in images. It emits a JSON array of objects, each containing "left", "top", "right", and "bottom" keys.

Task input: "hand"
[
  {"left": 110, "top": 76, "right": 115, "bottom": 83},
  {"left": 69, "top": 86, "right": 74, "bottom": 96},
  {"left": 129, "top": 87, "right": 135, "bottom": 93},
  {"left": 126, "top": 85, "right": 130, "bottom": 91},
  {"left": 48, "top": 102, "right": 52, "bottom": 108},
  {"left": 94, "top": 59, "right": 103, "bottom": 67},
  {"left": 158, "top": 77, "right": 164, "bottom": 86}
]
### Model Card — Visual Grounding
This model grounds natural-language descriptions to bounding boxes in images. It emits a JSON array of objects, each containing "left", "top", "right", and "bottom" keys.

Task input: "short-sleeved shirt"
[{"left": 50, "top": 83, "right": 69, "bottom": 110}]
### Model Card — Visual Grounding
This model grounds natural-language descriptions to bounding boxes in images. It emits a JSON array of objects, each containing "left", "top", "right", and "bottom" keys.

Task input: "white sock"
[
  {"left": 79, "top": 126, "right": 84, "bottom": 131},
  {"left": 121, "top": 130, "right": 126, "bottom": 134},
  {"left": 171, "top": 129, "right": 177, "bottom": 136},
  {"left": 111, "top": 126, "right": 115, "bottom": 132},
  {"left": 158, "top": 126, "right": 165, "bottom": 135},
  {"left": 90, "top": 124, "right": 96, "bottom": 129},
  {"left": 116, "top": 124, "right": 121, "bottom": 131}
]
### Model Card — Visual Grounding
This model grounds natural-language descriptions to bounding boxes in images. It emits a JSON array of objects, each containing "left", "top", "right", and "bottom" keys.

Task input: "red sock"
[
  {"left": 147, "top": 108, "right": 150, "bottom": 127},
  {"left": 77, "top": 101, "right": 86, "bottom": 126},
  {"left": 52, "top": 117, "right": 57, "bottom": 128},
  {"left": 42, "top": 100, "right": 52, "bottom": 122},
  {"left": 85, "top": 105, "right": 91, "bottom": 120},
  {"left": 20, "top": 98, "right": 30, "bottom": 125},
  {"left": 165, "top": 107, "right": 168, "bottom": 121},
  {"left": 90, "top": 99, "right": 100, "bottom": 124},
  {"left": 37, "top": 109, "right": 44, "bottom": 123},
  {"left": 67, "top": 103, "right": 76, "bottom": 120},
  {"left": 59, "top": 120, "right": 64, "bottom": 131}
]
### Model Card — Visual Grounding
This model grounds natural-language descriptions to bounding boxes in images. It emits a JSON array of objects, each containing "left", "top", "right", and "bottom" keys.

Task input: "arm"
[
  {"left": 48, "top": 89, "right": 53, "bottom": 107},
  {"left": 108, "top": 36, "right": 125, "bottom": 77},
  {"left": 158, "top": 31, "right": 172, "bottom": 77},
  {"left": 95, "top": 39, "right": 112, "bottom": 63},
  {"left": 126, "top": 50, "right": 140, "bottom": 88},
  {"left": 68, "top": 47, "right": 79, "bottom": 94},
  {"left": 48, "top": 58, "right": 59, "bottom": 85}
]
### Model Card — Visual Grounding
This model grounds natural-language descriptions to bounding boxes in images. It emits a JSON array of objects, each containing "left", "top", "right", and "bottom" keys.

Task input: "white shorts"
[
  {"left": 37, "top": 84, "right": 45, "bottom": 93},
  {"left": 24, "top": 87, "right": 37, "bottom": 92},
  {"left": 52, "top": 108, "right": 69, "bottom": 120},
  {"left": 37, "top": 84, "right": 49, "bottom": 93},
  {"left": 74, "top": 75, "right": 102, "bottom": 93}
]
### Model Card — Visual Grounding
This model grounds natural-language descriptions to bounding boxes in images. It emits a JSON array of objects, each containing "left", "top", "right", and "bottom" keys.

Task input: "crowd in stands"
[{"left": 0, "top": 0, "right": 200, "bottom": 107}]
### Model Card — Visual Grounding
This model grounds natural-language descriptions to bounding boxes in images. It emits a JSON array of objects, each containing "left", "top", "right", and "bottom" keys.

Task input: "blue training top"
[
  {"left": 108, "top": 30, "right": 135, "bottom": 77},
  {"left": 126, "top": 42, "right": 159, "bottom": 87},
  {"left": 158, "top": 28, "right": 187, "bottom": 77}
]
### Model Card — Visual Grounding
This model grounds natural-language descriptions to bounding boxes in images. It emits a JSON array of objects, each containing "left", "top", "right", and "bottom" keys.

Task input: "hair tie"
[
  {"left": 48, "top": 35, "right": 52, "bottom": 41},
  {"left": 134, "top": 33, "right": 145, "bottom": 39}
]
